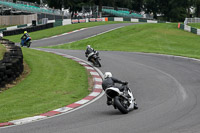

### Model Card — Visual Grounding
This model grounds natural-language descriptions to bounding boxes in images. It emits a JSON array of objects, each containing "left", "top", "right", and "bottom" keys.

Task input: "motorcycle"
[
  {"left": 88, "top": 52, "right": 101, "bottom": 67},
  {"left": 105, "top": 83, "right": 137, "bottom": 114},
  {"left": 20, "top": 38, "right": 32, "bottom": 48}
]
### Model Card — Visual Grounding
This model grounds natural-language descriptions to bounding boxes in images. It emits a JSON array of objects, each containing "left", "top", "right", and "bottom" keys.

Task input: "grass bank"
[
  {"left": 0, "top": 44, "right": 6, "bottom": 60},
  {"left": 4, "top": 22, "right": 128, "bottom": 43},
  {"left": 0, "top": 48, "right": 89, "bottom": 123},
  {"left": 188, "top": 23, "right": 200, "bottom": 29},
  {"left": 46, "top": 23, "right": 200, "bottom": 59}
]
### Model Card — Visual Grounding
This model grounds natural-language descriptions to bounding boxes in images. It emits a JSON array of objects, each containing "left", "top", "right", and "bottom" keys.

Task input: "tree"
[
  {"left": 159, "top": 0, "right": 189, "bottom": 21},
  {"left": 194, "top": 0, "right": 200, "bottom": 17},
  {"left": 144, "top": 0, "right": 160, "bottom": 19},
  {"left": 132, "top": 0, "right": 144, "bottom": 12}
]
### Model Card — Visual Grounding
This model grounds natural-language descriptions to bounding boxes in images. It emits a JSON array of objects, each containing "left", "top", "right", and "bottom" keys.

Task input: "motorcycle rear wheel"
[{"left": 114, "top": 96, "right": 129, "bottom": 114}]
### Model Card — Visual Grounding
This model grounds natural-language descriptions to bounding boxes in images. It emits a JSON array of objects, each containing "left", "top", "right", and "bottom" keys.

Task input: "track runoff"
[{"left": 2, "top": 23, "right": 200, "bottom": 133}]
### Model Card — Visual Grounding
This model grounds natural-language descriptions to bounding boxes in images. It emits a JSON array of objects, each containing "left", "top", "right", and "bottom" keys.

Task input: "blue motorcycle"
[{"left": 20, "top": 37, "right": 32, "bottom": 48}]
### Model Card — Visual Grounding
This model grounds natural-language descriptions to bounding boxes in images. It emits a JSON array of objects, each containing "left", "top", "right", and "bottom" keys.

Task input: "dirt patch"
[
  {"left": 87, "top": 71, "right": 94, "bottom": 92},
  {"left": 0, "top": 61, "right": 31, "bottom": 92}
]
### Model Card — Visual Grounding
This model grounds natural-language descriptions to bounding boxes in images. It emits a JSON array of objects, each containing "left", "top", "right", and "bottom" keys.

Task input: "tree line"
[{"left": 19, "top": 0, "right": 200, "bottom": 22}]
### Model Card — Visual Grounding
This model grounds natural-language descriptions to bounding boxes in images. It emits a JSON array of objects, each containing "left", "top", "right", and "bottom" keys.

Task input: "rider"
[
  {"left": 21, "top": 31, "right": 31, "bottom": 46},
  {"left": 102, "top": 72, "right": 138, "bottom": 109},
  {"left": 85, "top": 45, "right": 99, "bottom": 62}
]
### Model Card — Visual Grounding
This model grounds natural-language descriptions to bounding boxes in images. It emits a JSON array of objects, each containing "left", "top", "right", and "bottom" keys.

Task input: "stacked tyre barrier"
[
  {"left": 3, "top": 23, "right": 54, "bottom": 36},
  {"left": 0, "top": 39, "right": 23, "bottom": 88},
  {"left": 178, "top": 23, "right": 200, "bottom": 35}
]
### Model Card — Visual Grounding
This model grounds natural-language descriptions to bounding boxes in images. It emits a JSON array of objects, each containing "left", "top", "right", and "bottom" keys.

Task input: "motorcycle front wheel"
[
  {"left": 95, "top": 58, "right": 101, "bottom": 67},
  {"left": 27, "top": 42, "right": 31, "bottom": 48},
  {"left": 114, "top": 96, "right": 129, "bottom": 114}
]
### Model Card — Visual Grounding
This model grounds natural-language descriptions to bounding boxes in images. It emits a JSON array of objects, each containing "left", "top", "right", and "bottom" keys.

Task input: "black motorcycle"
[
  {"left": 87, "top": 51, "right": 101, "bottom": 67},
  {"left": 90, "top": 53, "right": 101, "bottom": 67}
]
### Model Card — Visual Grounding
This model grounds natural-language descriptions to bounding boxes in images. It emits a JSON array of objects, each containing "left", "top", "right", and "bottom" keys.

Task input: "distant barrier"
[
  {"left": 1, "top": 17, "right": 168, "bottom": 36},
  {"left": 178, "top": 23, "right": 200, "bottom": 35},
  {"left": 3, "top": 23, "right": 54, "bottom": 36},
  {"left": 0, "top": 39, "right": 23, "bottom": 88}
]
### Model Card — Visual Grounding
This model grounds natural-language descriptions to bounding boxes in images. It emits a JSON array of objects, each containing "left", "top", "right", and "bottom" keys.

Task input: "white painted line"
[
  {"left": 54, "top": 107, "right": 72, "bottom": 113},
  {"left": 75, "top": 99, "right": 90, "bottom": 104},
  {"left": 94, "top": 78, "right": 102, "bottom": 82},
  {"left": 94, "top": 84, "right": 102, "bottom": 89},
  {"left": 10, "top": 116, "right": 47, "bottom": 125},
  {"left": 90, "top": 72, "right": 99, "bottom": 76},
  {"left": 85, "top": 66, "right": 94, "bottom": 70},
  {"left": 89, "top": 92, "right": 100, "bottom": 97},
  {"left": 63, "top": 55, "right": 73, "bottom": 58},
  {"left": 79, "top": 62, "right": 87, "bottom": 65},
  {"left": 73, "top": 58, "right": 81, "bottom": 62}
]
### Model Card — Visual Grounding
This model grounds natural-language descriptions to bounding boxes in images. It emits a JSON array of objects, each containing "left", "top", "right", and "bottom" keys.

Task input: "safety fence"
[
  {"left": 184, "top": 18, "right": 200, "bottom": 25},
  {"left": 0, "top": 39, "right": 23, "bottom": 89},
  {"left": 178, "top": 23, "right": 200, "bottom": 35}
]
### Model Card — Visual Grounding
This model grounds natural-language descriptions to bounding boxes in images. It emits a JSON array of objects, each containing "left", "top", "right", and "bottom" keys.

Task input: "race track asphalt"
[{"left": 1, "top": 23, "right": 200, "bottom": 133}]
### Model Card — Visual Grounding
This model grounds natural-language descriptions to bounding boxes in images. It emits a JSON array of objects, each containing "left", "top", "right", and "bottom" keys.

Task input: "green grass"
[
  {"left": 0, "top": 25, "right": 15, "bottom": 29},
  {"left": 0, "top": 44, "right": 6, "bottom": 60},
  {"left": 0, "top": 48, "right": 89, "bottom": 123},
  {"left": 46, "top": 23, "right": 200, "bottom": 59},
  {"left": 188, "top": 23, "right": 200, "bottom": 29},
  {"left": 4, "top": 22, "right": 128, "bottom": 43}
]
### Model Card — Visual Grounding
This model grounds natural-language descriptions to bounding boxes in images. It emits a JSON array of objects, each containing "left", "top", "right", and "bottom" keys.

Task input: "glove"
[{"left": 123, "top": 82, "right": 128, "bottom": 85}]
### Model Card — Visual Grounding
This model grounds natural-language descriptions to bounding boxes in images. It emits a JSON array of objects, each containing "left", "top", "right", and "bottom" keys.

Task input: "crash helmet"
[
  {"left": 24, "top": 31, "right": 27, "bottom": 34},
  {"left": 87, "top": 45, "right": 91, "bottom": 48},
  {"left": 104, "top": 72, "right": 112, "bottom": 79}
]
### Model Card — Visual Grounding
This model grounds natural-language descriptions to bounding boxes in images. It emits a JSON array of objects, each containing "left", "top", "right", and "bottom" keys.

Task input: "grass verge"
[
  {"left": 4, "top": 22, "right": 128, "bottom": 43},
  {"left": 0, "top": 44, "right": 6, "bottom": 60},
  {"left": 188, "top": 23, "right": 200, "bottom": 29},
  {"left": 0, "top": 48, "right": 89, "bottom": 123},
  {"left": 45, "top": 23, "right": 200, "bottom": 59}
]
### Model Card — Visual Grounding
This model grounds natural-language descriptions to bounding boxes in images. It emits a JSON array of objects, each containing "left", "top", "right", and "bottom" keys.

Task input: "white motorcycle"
[{"left": 105, "top": 83, "right": 137, "bottom": 114}]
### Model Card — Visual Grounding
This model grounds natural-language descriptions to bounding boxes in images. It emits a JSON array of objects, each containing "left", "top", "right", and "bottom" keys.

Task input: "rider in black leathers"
[
  {"left": 102, "top": 72, "right": 138, "bottom": 109},
  {"left": 85, "top": 45, "right": 99, "bottom": 62}
]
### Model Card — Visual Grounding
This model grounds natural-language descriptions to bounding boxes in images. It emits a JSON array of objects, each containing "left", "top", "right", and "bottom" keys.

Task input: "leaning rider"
[
  {"left": 102, "top": 72, "right": 138, "bottom": 109},
  {"left": 85, "top": 45, "right": 99, "bottom": 62},
  {"left": 21, "top": 31, "right": 31, "bottom": 46}
]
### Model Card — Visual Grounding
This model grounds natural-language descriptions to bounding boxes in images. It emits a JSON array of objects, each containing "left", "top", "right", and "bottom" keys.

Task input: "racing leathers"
[
  {"left": 21, "top": 33, "right": 31, "bottom": 46},
  {"left": 85, "top": 47, "right": 98, "bottom": 62},
  {"left": 102, "top": 77, "right": 127, "bottom": 105}
]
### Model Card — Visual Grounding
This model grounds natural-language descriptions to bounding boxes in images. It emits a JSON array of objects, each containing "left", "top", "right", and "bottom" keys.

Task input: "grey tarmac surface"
[
  {"left": 1, "top": 23, "right": 200, "bottom": 133},
  {"left": 31, "top": 23, "right": 140, "bottom": 47}
]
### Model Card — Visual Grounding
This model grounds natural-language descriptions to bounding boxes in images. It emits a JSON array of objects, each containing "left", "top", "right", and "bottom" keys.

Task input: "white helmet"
[
  {"left": 104, "top": 72, "right": 112, "bottom": 79},
  {"left": 87, "top": 45, "right": 91, "bottom": 48}
]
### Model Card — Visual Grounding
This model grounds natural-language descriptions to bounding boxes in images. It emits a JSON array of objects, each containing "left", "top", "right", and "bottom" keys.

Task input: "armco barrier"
[{"left": 0, "top": 39, "right": 23, "bottom": 88}]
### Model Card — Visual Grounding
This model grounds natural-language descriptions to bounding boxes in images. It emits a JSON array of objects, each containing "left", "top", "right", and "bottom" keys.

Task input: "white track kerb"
[{"left": 0, "top": 49, "right": 104, "bottom": 128}]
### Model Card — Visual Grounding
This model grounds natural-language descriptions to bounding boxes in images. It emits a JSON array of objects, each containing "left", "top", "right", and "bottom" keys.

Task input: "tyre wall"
[
  {"left": 0, "top": 39, "right": 23, "bottom": 88},
  {"left": 178, "top": 23, "right": 200, "bottom": 35},
  {"left": 3, "top": 23, "right": 54, "bottom": 36}
]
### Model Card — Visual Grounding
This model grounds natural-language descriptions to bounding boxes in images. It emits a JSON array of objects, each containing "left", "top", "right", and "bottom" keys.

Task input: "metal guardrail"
[{"left": 184, "top": 18, "right": 200, "bottom": 25}]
